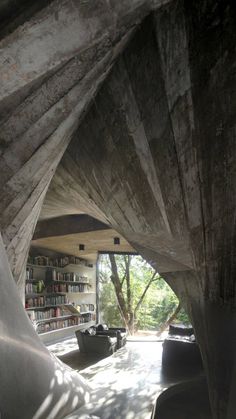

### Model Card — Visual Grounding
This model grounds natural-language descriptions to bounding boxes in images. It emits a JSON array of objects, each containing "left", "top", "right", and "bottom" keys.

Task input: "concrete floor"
[{"left": 47, "top": 337, "right": 208, "bottom": 419}]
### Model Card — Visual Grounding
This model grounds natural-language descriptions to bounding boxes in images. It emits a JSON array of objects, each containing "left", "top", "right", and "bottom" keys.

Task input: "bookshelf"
[{"left": 25, "top": 254, "right": 96, "bottom": 340}]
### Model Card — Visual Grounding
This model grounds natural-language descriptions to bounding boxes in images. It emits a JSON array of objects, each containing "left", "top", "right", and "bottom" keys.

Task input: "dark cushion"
[
  {"left": 169, "top": 324, "right": 194, "bottom": 337},
  {"left": 84, "top": 327, "right": 96, "bottom": 335},
  {"left": 96, "top": 324, "right": 109, "bottom": 331}
]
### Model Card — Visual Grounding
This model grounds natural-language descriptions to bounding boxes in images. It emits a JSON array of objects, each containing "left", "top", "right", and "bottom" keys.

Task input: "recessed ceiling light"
[{"left": 114, "top": 237, "right": 120, "bottom": 245}]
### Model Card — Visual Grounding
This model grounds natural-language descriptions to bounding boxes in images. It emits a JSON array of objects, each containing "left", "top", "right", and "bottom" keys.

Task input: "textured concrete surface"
[
  {"left": 0, "top": 234, "right": 91, "bottom": 419},
  {"left": 0, "top": 0, "right": 236, "bottom": 418}
]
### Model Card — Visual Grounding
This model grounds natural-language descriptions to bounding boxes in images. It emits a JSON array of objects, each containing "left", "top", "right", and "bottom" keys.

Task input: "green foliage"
[
  {"left": 99, "top": 254, "right": 190, "bottom": 331},
  {"left": 175, "top": 306, "right": 190, "bottom": 325}
]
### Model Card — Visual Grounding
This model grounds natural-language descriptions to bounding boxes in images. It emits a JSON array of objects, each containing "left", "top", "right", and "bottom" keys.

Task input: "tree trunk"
[
  {"left": 109, "top": 254, "right": 131, "bottom": 332},
  {"left": 156, "top": 302, "right": 181, "bottom": 336},
  {"left": 125, "top": 255, "right": 132, "bottom": 317}
]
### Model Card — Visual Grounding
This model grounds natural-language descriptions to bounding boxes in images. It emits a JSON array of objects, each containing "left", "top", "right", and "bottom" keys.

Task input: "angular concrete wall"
[
  {"left": 44, "top": 4, "right": 236, "bottom": 417},
  {"left": 0, "top": 0, "right": 156, "bottom": 288},
  {"left": 0, "top": 0, "right": 236, "bottom": 418},
  {"left": 0, "top": 1, "right": 166, "bottom": 418}
]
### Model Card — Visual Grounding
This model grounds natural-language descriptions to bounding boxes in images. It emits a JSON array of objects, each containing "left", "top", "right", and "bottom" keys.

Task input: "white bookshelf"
[{"left": 25, "top": 257, "right": 97, "bottom": 342}]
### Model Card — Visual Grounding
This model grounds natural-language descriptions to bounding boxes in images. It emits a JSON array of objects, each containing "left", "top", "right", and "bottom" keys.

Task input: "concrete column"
[
  {"left": 194, "top": 302, "right": 236, "bottom": 419},
  {"left": 0, "top": 234, "right": 90, "bottom": 419},
  {"left": 165, "top": 270, "right": 236, "bottom": 419}
]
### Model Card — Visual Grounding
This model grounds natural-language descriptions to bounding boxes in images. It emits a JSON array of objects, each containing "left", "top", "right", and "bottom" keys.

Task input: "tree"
[
  {"left": 108, "top": 254, "right": 159, "bottom": 334},
  {"left": 99, "top": 254, "right": 190, "bottom": 334}
]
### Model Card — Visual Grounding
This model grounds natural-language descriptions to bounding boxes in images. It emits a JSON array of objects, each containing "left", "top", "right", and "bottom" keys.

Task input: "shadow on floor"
[
  {"left": 48, "top": 338, "right": 208, "bottom": 419},
  {"left": 59, "top": 348, "right": 106, "bottom": 371},
  {"left": 64, "top": 342, "right": 165, "bottom": 419}
]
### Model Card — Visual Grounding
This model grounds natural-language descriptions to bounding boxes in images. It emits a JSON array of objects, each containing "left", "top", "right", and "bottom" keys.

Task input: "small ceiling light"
[
  {"left": 114, "top": 237, "right": 120, "bottom": 245},
  {"left": 79, "top": 244, "right": 85, "bottom": 251}
]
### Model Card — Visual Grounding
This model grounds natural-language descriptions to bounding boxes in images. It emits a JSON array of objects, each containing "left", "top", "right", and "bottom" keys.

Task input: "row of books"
[
  {"left": 51, "top": 255, "right": 91, "bottom": 267},
  {"left": 81, "top": 313, "right": 96, "bottom": 323},
  {"left": 37, "top": 317, "right": 80, "bottom": 333},
  {"left": 46, "top": 283, "right": 90, "bottom": 293},
  {"left": 72, "top": 283, "right": 90, "bottom": 293},
  {"left": 45, "top": 295, "right": 67, "bottom": 306},
  {"left": 25, "top": 294, "right": 68, "bottom": 308},
  {"left": 25, "top": 281, "right": 44, "bottom": 294},
  {"left": 78, "top": 304, "right": 95, "bottom": 313},
  {"left": 26, "top": 267, "right": 34, "bottom": 280},
  {"left": 36, "top": 314, "right": 95, "bottom": 334},
  {"left": 27, "top": 255, "right": 93, "bottom": 268},
  {"left": 46, "top": 269, "right": 89, "bottom": 283},
  {"left": 27, "top": 307, "right": 71, "bottom": 321}
]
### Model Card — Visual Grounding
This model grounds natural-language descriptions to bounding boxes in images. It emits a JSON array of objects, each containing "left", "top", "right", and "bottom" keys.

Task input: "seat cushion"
[
  {"left": 96, "top": 324, "right": 109, "bottom": 331},
  {"left": 162, "top": 338, "right": 202, "bottom": 367},
  {"left": 169, "top": 324, "right": 194, "bottom": 337}
]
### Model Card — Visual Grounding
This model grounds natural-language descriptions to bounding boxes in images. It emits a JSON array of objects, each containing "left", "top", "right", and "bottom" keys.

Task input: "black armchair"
[
  {"left": 75, "top": 329, "right": 117, "bottom": 355},
  {"left": 75, "top": 324, "right": 127, "bottom": 356},
  {"left": 162, "top": 324, "right": 202, "bottom": 368},
  {"left": 96, "top": 326, "right": 127, "bottom": 349}
]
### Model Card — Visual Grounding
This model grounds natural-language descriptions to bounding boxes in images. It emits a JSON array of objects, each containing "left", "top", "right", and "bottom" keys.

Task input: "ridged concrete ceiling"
[{"left": 0, "top": 0, "right": 236, "bottom": 418}]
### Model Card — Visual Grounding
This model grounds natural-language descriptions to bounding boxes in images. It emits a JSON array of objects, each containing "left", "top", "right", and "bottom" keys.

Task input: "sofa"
[
  {"left": 162, "top": 324, "right": 202, "bottom": 368},
  {"left": 75, "top": 329, "right": 117, "bottom": 355},
  {"left": 75, "top": 324, "right": 127, "bottom": 356},
  {"left": 96, "top": 325, "right": 127, "bottom": 349}
]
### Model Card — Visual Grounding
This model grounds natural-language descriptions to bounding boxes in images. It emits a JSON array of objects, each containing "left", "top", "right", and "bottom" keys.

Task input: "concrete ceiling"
[
  {"left": 32, "top": 214, "right": 135, "bottom": 261},
  {"left": 31, "top": 228, "right": 135, "bottom": 262},
  {"left": 0, "top": 0, "right": 236, "bottom": 417}
]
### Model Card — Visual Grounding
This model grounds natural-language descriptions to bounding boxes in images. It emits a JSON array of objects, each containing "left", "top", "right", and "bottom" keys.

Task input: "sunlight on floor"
[
  {"left": 48, "top": 338, "right": 202, "bottom": 419},
  {"left": 47, "top": 337, "right": 79, "bottom": 357},
  {"left": 50, "top": 340, "right": 166, "bottom": 419}
]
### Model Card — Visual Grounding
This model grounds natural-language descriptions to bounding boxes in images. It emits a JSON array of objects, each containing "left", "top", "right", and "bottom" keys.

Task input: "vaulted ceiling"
[{"left": 0, "top": 0, "right": 236, "bottom": 417}]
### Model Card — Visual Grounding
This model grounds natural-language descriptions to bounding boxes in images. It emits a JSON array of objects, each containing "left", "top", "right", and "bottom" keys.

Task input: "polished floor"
[{"left": 47, "top": 338, "right": 205, "bottom": 419}]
